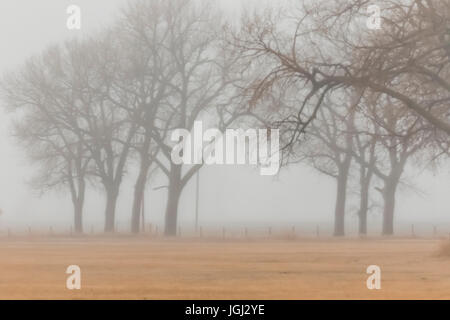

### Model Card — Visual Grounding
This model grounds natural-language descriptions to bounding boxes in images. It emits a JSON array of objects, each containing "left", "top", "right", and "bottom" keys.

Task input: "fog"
[{"left": 0, "top": 0, "right": 449, "bottom": 236}]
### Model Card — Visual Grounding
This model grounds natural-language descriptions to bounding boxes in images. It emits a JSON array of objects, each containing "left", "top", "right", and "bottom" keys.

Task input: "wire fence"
[{"left": 0, "top": 223, "right": 449, "bottom": 240}]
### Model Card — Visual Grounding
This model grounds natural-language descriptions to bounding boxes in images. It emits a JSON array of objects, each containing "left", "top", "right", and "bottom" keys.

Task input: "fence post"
[
  {"left": 199, "top": 226, "right": 203, "bottom": 238},
  {"left": 316, "top": 225, "right": 320, "bottom": 238},
  {"left": 222, "top": 227, "right": 226, "bottom": 240}
]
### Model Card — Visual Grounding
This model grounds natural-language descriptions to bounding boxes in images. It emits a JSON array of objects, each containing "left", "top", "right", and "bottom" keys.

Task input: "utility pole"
[
  {"left": 195, "top": 171, "right": 200, "bottom": 232},
  {"left": 141, "top": 193, "right": 145, "bottom": 233}
]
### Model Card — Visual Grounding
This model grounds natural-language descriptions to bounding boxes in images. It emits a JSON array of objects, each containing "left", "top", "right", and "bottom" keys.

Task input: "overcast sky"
[{"left": 0, "top": 0, "right": 448, "bottom": 235}]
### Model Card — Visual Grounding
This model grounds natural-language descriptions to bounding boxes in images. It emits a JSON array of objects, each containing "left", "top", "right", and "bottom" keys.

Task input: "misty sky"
[{"left": 0, "top": 0, "right": 449, "bottom": 235}]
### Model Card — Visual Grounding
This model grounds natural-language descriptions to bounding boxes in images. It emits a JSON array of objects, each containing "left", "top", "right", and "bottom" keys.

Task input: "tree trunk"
[
  {"left": 358, "top": 189, "right": 368, "bottom": 235},
  {"left": 131, "top": 161, "right": 150, "bottom": 234},
  {"left": 69, "top": 174, "right": 85, "bottom": 234},
  {"left": 104, "top": 185, "right": 119, "bottom": 233},
  {"left": 73, "top": 199, "right": 83, "bottom": 234},
  {"left": 164, "top": 164, "right": 182, "bottom": 236},
  {"left": 334, "top": 163, "right": 350, "bottom": 237},
  {"left": 358, "top": 176, "right": 371, "bottom": 235},
  {"left": 382, "top": 178, "right": 398, "bottom": 235}
]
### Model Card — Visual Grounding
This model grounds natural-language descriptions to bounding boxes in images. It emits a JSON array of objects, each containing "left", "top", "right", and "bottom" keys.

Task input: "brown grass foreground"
[{"left": 0, "top": 237, "right": 449, "bottom": 299}]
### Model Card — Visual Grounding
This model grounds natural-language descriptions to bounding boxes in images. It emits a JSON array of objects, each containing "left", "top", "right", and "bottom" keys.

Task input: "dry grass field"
[{"left": 0, "top": 237, "right": 449, "bottom": 299}]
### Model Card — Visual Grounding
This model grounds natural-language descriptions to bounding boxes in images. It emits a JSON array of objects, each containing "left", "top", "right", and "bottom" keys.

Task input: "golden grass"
[
  {"left": 0, "top": 237, "right": 448, "bottom": 299},
  {"left": 438, "top": 240, "right": 450, "bottom": 257}
]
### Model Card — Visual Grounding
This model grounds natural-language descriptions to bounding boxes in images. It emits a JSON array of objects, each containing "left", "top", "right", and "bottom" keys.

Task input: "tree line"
[{"left": 1, "top": 0, "right": 449, "bottom": 236}]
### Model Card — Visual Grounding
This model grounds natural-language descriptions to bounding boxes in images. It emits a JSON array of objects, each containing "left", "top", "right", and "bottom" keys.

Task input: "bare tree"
[
  {"left": 299, "top": 97, "right": 354, "bottom": 236},
  {"left": 76, "top": 35, "right": 143, "bottom": 233},
  {"left": 1, "top": 47, "right": 91, "bottom": 233},
  {"left": 105, "top": 1, "right": 179, "bottom": 233},
  {"left": 9, "top": 36, "right": 140, "bottom": 233},
  {"left": 234, "top": 0, "right": 450, "bottom": 145},
  {"left": 353, "top": 95, "right": 431, "bottom": 235},
  {"left": 351, "top": 115, "right": 377, "bottom": 236},
  {"left": 128, "top": 0, "right": 251, "bottom": 236}
]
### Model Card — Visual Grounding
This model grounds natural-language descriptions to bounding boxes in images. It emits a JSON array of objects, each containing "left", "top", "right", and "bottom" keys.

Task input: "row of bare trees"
[
  {"left": 296, "top": 92, "right": 432, "bottom": 236},
  {"left": 231, "top": 0, "right": 449, "bottom": 236},
  {"left": 1, "top": 0, "right": 449, "bottom": 236},
  {"left": 1, "top": 0, "right": 253, "bottom": 235}
]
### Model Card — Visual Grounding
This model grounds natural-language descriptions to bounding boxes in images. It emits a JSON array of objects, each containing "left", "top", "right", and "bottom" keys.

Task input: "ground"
[{"left": 0, "top": 237, "right": 449, "bottom": 299}]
